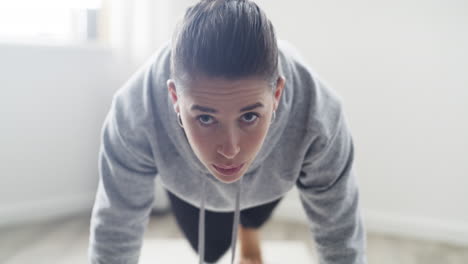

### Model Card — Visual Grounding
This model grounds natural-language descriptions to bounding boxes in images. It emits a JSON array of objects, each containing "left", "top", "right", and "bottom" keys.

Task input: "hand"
[
  {"left": 239, "top": 259, "right": 263, "bottom": 264},
  {"left": 238, "top": 257, "right": 262, "bottom": 264},
  {"left": 238, "top": 226, "right": 263, "bottom": 264}
]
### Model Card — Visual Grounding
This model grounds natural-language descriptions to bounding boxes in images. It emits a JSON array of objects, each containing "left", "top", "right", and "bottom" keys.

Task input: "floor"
[
  {"left": 0, "top": 212, "right": 467, "bottom": 264},
  {"left": 139, "top": 239, "right": 313, "bottom": 263}
]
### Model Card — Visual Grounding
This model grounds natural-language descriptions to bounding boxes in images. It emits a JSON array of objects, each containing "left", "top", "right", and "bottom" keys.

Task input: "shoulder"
[
  {"left": 277, "top": 39, "right": 309, "bottom": 68},
  {"left": 277, "top": 39, "right": 346, "bottom": 141},
  {"left": 110, "top": 41, "right": 172, "bottom": 136}
]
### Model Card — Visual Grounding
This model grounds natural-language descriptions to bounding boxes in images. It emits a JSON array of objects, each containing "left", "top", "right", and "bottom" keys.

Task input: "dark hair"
[{"left": 170, "top": 0, "right": 279, "bottom": 89}]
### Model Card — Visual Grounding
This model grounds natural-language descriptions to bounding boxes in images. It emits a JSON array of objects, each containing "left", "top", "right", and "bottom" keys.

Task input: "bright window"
[{"left": 0, "top": 0, "right": 102, "bottom": 43}]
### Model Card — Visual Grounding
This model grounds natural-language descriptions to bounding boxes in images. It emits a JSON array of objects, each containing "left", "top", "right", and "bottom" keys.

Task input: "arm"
[
  {"left": 296, "top": 107, "right": 367, "bottom": 264},
  {"left": 88, "top": 92, "right": 158, "bottom": 264}
]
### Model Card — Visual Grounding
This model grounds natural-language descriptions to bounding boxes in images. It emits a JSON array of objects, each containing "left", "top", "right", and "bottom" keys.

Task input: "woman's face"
[{"left": 168, "top": 75, "right": 284, "bottom": 184}]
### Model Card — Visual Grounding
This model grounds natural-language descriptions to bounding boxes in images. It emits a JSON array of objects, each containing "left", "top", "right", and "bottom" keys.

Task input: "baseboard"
[
  {"left": 273, "top": 190, "right": 468, "bottom": 247},
  {"left": 363, "top": 210, "right": 468, "bottom": 246},
  {"left": 0, "top": 193, "right": 95, "bottom": 229}
]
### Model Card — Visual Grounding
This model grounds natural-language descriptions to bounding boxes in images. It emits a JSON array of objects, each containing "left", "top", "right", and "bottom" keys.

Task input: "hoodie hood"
[{"left": 160, "top": 43, "right": 292, "bottom": 178}]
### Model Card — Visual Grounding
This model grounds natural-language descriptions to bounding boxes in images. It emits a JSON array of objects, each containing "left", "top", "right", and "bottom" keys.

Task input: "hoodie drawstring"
[
  {"left": 230, "top": 177, "right": 242, "bottom": 264},
  {"left": 198, "top": 176, "right": 243, "bottom": 264},
  {"left": 198, "top": 178, "right": 206, "bottom": 264}
]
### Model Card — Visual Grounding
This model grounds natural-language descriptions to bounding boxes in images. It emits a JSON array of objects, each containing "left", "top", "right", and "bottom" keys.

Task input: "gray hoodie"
[{"left": 88, "top": 39, "right": 367, "bottom": 264}]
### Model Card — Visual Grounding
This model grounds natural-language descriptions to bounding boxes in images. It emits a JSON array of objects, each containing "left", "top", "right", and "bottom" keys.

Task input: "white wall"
[
  {"left": 0, "top": 41, "right": 123, "bottom": 227},
  {"left": 252, "top": 0, "right": 468, "bottom": 245}
]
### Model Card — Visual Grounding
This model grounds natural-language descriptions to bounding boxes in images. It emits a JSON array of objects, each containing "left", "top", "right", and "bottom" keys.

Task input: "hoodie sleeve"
[
  {"left": 296, "top": 97, "right": 367, "bottom": 264},
  {"left": 88, "top": 86, "right": 158, "bottom": 263}
]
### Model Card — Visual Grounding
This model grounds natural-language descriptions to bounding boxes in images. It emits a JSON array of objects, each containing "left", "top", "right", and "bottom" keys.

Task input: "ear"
[
  {"left": 167, "top": 79, "right": 180, "bottom": 113},
  {"left": 273, "top": 76, "right": 285, "bottom": 111}
]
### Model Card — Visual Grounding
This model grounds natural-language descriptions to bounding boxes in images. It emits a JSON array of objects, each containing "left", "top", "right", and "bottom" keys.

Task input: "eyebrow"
[{"left": 190, "top": 102, "right": 264, "bottom": 113}]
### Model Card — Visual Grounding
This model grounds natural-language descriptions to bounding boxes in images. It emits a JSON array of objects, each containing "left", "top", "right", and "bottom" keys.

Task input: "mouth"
[{"left": 212, "top": 163, "right": 244, "bottom": 176}]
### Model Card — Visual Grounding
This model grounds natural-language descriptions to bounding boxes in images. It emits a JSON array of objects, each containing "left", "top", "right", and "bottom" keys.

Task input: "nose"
[{"left": 217, "top": 128, "right": 240, "bottom": 159}]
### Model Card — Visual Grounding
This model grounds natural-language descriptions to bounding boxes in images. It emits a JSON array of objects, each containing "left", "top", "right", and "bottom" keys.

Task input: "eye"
[
  {"left": 241, "top": 112, "right": 259, "bottom": 124},
  {"left": 197, "top": 115, "right": 216, "bottom": 126}
]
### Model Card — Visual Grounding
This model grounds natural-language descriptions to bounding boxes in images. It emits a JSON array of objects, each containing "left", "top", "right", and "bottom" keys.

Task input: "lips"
[
  {"left": 212, "top": 163, "right": 244, "bottom": 176},
  {"left": 215, "top": 164, "right": 241, "bottom": 169}
]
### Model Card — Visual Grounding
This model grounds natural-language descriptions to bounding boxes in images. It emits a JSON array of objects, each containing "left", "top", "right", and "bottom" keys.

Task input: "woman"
[{"left": 88, "top": 0, "right": 367, "bottom": 264}]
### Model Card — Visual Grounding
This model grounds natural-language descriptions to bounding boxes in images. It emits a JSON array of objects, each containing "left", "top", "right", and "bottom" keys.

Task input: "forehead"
[
  {"left": 182, "top": 75, "right": 270, "bottom": 95},
  {"left": 180, "top": 76, "right": 272, "bottom": 112}
]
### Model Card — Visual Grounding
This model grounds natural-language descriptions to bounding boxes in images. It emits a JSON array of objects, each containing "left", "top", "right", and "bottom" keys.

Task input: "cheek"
[
  {"left": 241, "top": 124, "right": 270, "bottom": 153},
  {"left": 184, "top": 126, "right": 215, "bottom": 157}
]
